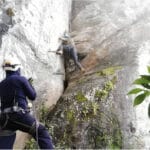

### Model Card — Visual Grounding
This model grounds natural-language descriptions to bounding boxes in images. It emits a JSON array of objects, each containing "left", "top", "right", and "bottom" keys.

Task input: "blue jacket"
[{"left": 0, "top": 70, "right": 36, "bottom": 110}]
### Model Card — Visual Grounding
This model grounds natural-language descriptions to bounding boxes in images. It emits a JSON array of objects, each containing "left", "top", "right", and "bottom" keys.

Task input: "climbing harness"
[
  {"left": 1, "top": 106, "right": 29, "bottom": 114},
  {"left": 0, "top": 93, "right": 41, "bottom": 148},
  {"left": 0, "top": 91, "right": 29, "bottom": 115}
]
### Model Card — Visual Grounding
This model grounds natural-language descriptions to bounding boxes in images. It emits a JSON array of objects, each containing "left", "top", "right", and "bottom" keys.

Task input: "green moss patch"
[
  {"left": 75, "top": 91, "right": 88, "bottom": 102},
  {"left": 95, "top": 76, "right": 117, "bottom": 100},
  {"left": 96, "top": 66, "right": 122, "bottom": 76}
]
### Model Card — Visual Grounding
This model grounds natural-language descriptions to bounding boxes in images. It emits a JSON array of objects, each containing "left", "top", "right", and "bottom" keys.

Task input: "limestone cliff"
[
  {"left": 48, "top": 0, "right": 150, "bottom": 149},
  {"left": 0, "top": 0, "right": 71, "bottom": 148},
  {"left": 0, "top": 0, "right": 150, "bottom": 149},
  {"left": 71, "top": 0, "right": 150, "bottom": 148}
]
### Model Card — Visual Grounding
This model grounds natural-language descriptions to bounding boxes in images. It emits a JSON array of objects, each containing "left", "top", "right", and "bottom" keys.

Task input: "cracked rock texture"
[
  {"left": 0, "top": 0, "right": 71, "bottom": 148},
  {"left": 70, "top": 0, "right": 150, "bottom": 148},
  {"left": 0, "top": 0, "right": 71, "bottom": 108},
  {"left": 48, "top": 0, "right": 150, "bottom": 149},
  {"left": 0, "top": 0, "right": 150, "bottom": 149}
]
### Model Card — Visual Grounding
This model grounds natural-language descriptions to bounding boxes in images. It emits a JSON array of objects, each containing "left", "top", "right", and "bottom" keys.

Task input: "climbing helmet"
[{"left": 2, "top": 56, "right": 22, "bottom": 71}]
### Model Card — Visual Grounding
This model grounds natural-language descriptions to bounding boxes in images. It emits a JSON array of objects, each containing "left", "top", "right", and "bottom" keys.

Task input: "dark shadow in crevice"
[
  {"left": 78, "top": 52, "right": 87, "bottom": 61},
  {"left": 63, "top": 79, "right": 69, "bottom": 91}
]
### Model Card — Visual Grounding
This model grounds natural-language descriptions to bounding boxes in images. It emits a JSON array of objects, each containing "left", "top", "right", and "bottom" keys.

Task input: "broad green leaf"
[
  {"left": 141, "top": 83, "right": 150, "bottom": 89},
  {"left": 141, "top": 75, "right": 150, "bottom": 81},
  {"left": 148, "top": 103, "right": 150, "bottom": 118},
  {"left": 145, "top": 91, "right": 150, "bottom": 96},
  {"left": 128, "top": 88, "right": 143, "bottom": 95},
  {"left": 147, "top": 66, "right": 150, "bottom": 74},
  {"left": 133, "top": 93, "right": 147, "bottom": 106},
  {"left": 133, "top": 78, "right": 150, "bottom": 85}
]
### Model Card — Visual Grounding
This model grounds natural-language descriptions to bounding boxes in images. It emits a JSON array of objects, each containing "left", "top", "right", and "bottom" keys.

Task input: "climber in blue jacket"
[{"left": 0, "top": 57, "right": 53, "bottom": 149}]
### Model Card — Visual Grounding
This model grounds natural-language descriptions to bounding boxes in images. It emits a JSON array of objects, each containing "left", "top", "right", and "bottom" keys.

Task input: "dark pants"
[
  {"left": 64, "top": 46, "right": 82, "bottom": 70},
  {"left": 0, "top": 112, "right": 53, "bottom": 149},
  {"left": 70, "top": 48, "right": 82, "bottom": 70},
  {"left": 0, "top": 133, "right": 16, "bottom": 149}
]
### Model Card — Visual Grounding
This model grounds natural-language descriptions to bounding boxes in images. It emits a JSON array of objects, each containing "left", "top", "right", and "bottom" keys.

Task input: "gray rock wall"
[
  {"left": 0, "top": 0, "right": 71, "bottom": 148},
  {"left": 71, "top": 0, "right": 150, "bottom": 148},
  {"left": 0, "top": 0, "right": 150, "bottom": 148},
  {"left": 0, "top": 0, "right": 72, "bottom": 109}
]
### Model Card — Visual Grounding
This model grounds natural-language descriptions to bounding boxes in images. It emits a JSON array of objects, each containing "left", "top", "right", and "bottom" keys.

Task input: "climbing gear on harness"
[
  {"left": 0, "top": 90, "right": 31, "bottom": 121},
  {"left": 27, "top": 101, "right": 33, "bottom": 115},
  {"left": 0, "top": 106, "right": 30, "bottom": 114},
  {"left": 0, "top": 106, "right": 31, "bottom": 130},
  {"left": 2, "top": 56, "right": 22, "bottom": 71}
]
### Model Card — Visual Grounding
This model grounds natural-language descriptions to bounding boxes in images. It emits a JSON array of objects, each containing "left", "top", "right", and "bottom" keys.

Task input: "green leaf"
[
  {"left": 133, "top": 93, "right": 147, "bottom": 106},
  {"left": 141, "top": 83, "right": 150, "bottom": 89},
  {"left": 141, "top": 75, "right": 150, "bottom": 81},
  {"left": 147, "top": 66, "right": 150, "bottom": 74},
  {"left": 145, "top": 91, "right": 150, "bottom": 96},
  {"left": 133, "top": 78, "right": 150, "bottom": 85},
  {"left": 148, "top": 103, "right": 150, "bottom": 118},
  {"left": 128, "top": 88, "right": 144, "bottom": 95}
]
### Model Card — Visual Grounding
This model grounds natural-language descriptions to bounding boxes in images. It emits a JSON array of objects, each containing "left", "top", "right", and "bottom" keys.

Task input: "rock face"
[
  {"left": 0, "top": 0, "right": 71, "bottom": 148},
  {"left": 48, "top": 0, "right": 150, "bottom": 149},
  {"left": 71, "top": 0, "right": 150, "bottom": 148},
  {"left": 49, "top": 67, "right": 123, "bottom": 149},
  {"left": 1, "top": 0, "right": 150, "bottom": 149},
  {"left": 0, "top": 0, "right": 72, "bottom": 106}
]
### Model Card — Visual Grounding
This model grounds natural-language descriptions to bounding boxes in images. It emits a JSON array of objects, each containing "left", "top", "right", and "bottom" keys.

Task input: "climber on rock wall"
[
  {"left": 56, "top": 34, "right": 85, "bottom": 72},
  {"left": 0, "top": 56, "right": 54, "bottom": 149}
]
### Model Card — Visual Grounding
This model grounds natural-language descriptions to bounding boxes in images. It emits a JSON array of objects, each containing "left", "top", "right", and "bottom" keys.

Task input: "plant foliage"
[{"left": 128, "top": 66, "right": 150, "bottom": 107}]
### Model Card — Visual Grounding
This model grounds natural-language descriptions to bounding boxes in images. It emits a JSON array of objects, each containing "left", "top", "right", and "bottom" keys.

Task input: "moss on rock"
[
  {"left": 75, "top": 91, "right": 88, "bottom": 102},
  {"left": 95, "top": 76, "right": 117, "bottom": 100},
  {"left": 96, "top": 66, "right": 122, "bottom": 76},
  {"left": 24, "top": 66, "right": 123, "bottom": 149}
]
